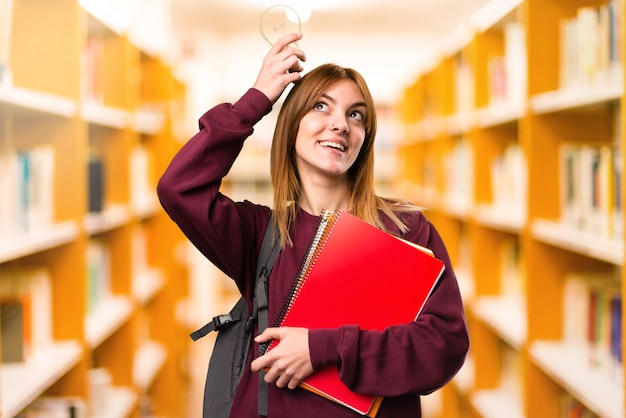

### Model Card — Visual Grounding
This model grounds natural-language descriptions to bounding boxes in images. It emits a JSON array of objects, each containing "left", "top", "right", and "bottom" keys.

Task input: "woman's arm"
[{"left": 157, "top": 33, "right": 307, "bottom": 296}]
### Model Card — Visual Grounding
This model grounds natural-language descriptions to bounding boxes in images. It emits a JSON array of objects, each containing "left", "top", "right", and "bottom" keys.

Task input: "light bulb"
[{"left": 260, "top": 5, "right": 302, "bottom": 47}]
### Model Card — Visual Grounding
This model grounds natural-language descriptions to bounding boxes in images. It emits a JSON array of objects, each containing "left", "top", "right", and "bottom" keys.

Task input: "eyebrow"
[{"left": 321, "top": 93, "right": 367, "bottom": 110}]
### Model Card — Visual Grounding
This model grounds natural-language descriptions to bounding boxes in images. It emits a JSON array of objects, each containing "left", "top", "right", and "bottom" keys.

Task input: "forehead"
[{"left": 319, "top": 79, "right": 366, "bottom": 106}]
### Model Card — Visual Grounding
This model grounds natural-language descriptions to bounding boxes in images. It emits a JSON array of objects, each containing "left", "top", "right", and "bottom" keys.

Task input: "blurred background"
[{"left": 2, "top": 0, "right": 624, "bottom": 417}]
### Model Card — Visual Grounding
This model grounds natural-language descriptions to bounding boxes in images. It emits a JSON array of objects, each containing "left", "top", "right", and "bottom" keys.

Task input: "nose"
[{"left": 330, "top": 114, "right": 349, "bottom": 133}]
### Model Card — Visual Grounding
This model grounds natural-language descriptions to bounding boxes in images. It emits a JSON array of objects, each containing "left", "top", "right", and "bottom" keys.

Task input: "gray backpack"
[{"left": 190, "top": 214, "right": 280, "bottom": 417}]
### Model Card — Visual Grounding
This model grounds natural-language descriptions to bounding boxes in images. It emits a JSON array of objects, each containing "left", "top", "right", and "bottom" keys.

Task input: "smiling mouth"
[{"left": 319, "top": 141, "right": 346, "bottom": 152}]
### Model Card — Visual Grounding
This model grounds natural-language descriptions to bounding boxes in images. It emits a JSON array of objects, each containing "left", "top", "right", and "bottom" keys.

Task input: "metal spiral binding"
[{"left": 264, "top": 210, "right": 340, "bottom": 354}]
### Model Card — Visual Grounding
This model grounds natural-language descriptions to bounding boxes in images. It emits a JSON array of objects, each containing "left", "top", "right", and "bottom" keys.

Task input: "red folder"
[{"left": 266, "top": 210, "right": 445, "bottom": 416}]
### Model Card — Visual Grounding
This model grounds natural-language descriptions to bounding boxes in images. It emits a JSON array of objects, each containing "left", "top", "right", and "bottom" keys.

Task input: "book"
[
  {"left": 0, "top": 267, "right": 53, "bottom": 361},
  {"left": 265, "top": 210, "right": 445, "bottom": 416},
  {"left": 1, "top": 298, "right": 28, "bottom": 362},
  {"left": 0, "top": 0, "right": 13, "bottom": 86}
]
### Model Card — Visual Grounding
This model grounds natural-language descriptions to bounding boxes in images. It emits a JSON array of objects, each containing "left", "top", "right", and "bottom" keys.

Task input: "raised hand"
[{"left": 253, "top": 33, "right": 306, "bottom": 104}]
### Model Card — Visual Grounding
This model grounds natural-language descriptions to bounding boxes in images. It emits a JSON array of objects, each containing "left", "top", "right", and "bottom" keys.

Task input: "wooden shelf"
[
  {"left": 0, "top": 221, "right": 80, "bottom": 263},
  {"left": 100, "top": 387, "right": 137, "bottom": 418},
  {"left": 85, "top": 296, "right": 134, "bottom": 348},
  {"left": 531, "top": 219, "right": 623, "bottom": 265},
  {"left": 530, "top": 81, "right": 623, "bottom": 115},
  {"left": 0, "top": 83, "right": 77, "bottom": 117},
  {"left": 1, "top": 341, "right": 83, "bottom": 418},
  {"left": 133, "top": 268, "right": 165, "bottom": 306},
  {"left": 471, "top": 388, "right": 525, "bottom": 418},
  {"left": 398, "top": 1, "right": 625, "bottom": 417},
  {"left": 84, "top": 205, "right": 133, "bottom": 236},
  {"left": 134, "top": 341, "right": 167, "bottom": 392},
  {"left": 530, "top": 341, "right": 624, "bottom": 418},
  {"left": 0, "top": 3, "right": 188, "bottom": 416},
  {"left": 471, "top": 296, "right": 526, "bottom": 350}
]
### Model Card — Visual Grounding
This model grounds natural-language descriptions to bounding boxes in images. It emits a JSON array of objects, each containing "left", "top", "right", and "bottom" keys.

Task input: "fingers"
[
  {"left": 250, "top": 327, "right": 313, "bottom": 390},
  {"left": 271, "top": 32, "right": 303, "bottom": 54},
  {"left": 254, "top": 327, "right": 282, "bottom": 343},
  {"left": 253, "top": 33, "right": 306, "bottom": 103}
]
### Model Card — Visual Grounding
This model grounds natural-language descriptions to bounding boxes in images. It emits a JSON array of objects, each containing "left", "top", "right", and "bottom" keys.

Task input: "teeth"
[{"left": 320, "top": 141, "right": 345, "bottom": 151}]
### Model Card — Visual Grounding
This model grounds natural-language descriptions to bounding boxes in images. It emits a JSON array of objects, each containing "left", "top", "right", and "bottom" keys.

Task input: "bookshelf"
[
  {"left": 0, "top": 0, "right": 189, "bottom": 417},
  {"left": 399, "top": 0, "right": 625, "bottom": 417}
]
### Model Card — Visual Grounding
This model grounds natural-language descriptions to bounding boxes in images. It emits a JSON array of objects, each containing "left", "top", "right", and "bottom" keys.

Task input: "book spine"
[{"left": 265, "top": 210, "right": 339, "bottom": 354}]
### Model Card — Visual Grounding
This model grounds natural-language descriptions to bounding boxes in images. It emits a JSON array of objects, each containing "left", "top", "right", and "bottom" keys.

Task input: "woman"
[{"left": 157, "top": 33, "right": 468, "bottom": 417}]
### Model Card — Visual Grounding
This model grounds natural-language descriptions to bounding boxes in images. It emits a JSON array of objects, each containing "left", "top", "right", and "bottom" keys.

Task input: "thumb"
[{"left": 255, "top": 327, "right": 282, "bottom": 343}]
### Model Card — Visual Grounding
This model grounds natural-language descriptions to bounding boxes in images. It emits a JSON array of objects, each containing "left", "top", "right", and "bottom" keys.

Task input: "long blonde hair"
[{"left": 270, "top": 64, "right": 416, "bottom": 246}]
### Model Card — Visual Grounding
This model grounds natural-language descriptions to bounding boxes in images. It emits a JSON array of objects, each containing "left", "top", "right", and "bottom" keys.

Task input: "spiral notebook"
[{"left": 265, "top": 210, "right": 445, "bottom": 416}]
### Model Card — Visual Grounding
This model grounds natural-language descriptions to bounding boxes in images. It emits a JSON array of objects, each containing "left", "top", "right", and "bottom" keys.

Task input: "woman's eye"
[
  {"left": 349, "top": 111, "right": 363, "bottom": 122},
  {"left": 314, "top": 102, "right": 329, "bottom": 112}
]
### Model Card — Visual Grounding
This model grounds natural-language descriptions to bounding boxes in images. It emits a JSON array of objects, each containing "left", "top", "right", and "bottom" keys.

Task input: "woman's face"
[{"left": 294, "top": 79, "right": 367, "bottom": 183}]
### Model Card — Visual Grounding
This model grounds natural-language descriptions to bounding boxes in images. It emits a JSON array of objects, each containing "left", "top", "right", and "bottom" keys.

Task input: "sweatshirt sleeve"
[
  {"left": 307, "top": 213, "right": 469, "bottom": 397},
  {"left": 156, "top": 88, "right": 273, "bottom": 298}
]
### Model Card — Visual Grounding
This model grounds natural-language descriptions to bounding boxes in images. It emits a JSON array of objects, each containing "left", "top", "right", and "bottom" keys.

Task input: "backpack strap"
[
  {"left": 253, "top": 211, "right": 281, "bottom": 416},
  {"left": 189, "top": 310, "right": 241, "bottom": 341}
]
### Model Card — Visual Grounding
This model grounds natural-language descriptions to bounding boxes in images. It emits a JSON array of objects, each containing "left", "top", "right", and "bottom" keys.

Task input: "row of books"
[
  {"left": 560, "top": 0, "right": 623, "bottom": 88},
  {"left": 0, "top": 268, "right": 53, "bottom": 363},
  {"left": 452, "top": 20, "right": 526, "bottom": 115},
  {"left": 15, "top": 368, "right": 118, "bottom": 417},
  {"left": 86, "top": 238, "right": 112, "bottom": 315},
  {"left": 83, "top": 35, "right": 104, "bottom": 105},
  {"left": 16, "top": 397, "right": 86, "bottom": 418},
  {"left": 563, "top": 270, "right": 622, "bottom": 377},
  {"left": 443, "top": 139, "right": 526, "bottom": 223},
  {"left": 490, "top": 143, "right": 527, "bottom": 223},
  {"left": 486, "top": 22, "right": 527, "bottom": 108},
  {"left": 559, "top": 141, "right": 623, "bottom": 242},
  {"left": 89, "top": 144, "right": 157, "bottom": 215},
  {"left": 499, "top": 238, "right": 525, "bottom": 302},
  {"left": 443, "top": 136, "right": 473, "bottom": 213},
  {"left": 0, "top": 0, "right": 13, "bottom": 86},
  {"left": 0, "top": 146, "right": 55, "bottom": 238},
  {"left": 559, "top": 392, "right": 600, "bottom": 418}
]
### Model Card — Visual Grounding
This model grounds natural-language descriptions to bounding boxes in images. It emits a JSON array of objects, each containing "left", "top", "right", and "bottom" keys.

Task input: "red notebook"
[{"left": 266, "top": 210, "right": 445, "bottom": 416}]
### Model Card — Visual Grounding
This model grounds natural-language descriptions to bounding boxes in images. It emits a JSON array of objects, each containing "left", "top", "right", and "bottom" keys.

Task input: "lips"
[{"left": 319, "top": 141, "right": 346, "bottom": 152}]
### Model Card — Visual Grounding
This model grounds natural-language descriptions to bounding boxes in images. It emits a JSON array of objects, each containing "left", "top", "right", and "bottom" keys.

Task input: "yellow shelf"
[
  {"left": 1, "top": 341, "right": 83, "bottom": 418},
  {"left": 399, "top": 1, "right": 625, "bottom": 417},
  {"left": 0, "top": 0, "right": 189, "bottom": 416}
]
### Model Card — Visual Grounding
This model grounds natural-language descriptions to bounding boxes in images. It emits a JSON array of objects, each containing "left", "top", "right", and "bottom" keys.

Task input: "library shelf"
[
  {"left": 100, "top": 386, "right": 137, "bottom": 418},
  {"left": 81, "top": 102, "right": 131, "bottom": 130},
  {"left": 445, "top": 112, "right": 477, "bottom": 137},
  {"left": 84, "top": 296, "right": 134, "bottom": 348},
  {"left": 0, "top": 83, "right": 77, "bottom": 117},
  {"left": 84, "top": 205, "right": 133, "bottom": 236},
  {"left": 470, "top": 388, "right": 525, "bottom": 418},
  {"left": 132, "top": 196, "right": 162, "bottom": 220},
  {"left": 451, "top": 355, "right": 475, "bottom": 394},
  {"left": 398, "top": 1, "right": 626, "bottom": 417},
  {"left": 476, "top": 102, "right": 523, "bottom": 128},
  {"left": 530, "top": 81, "right": 623, "bottom": 115},
  {"left": 1, "top": 1, "right": 189, "bottom": 416},
  {"left": 132, "top": 268, "right": 165, "bottom": 306},
  {"left": 132, "top": 107, "right": 166, "bottom": 135},
  {"left": 473, "top": 204, "right": 525, "bottom": 234},
  {"left": 454, "top": 268, "right": 475, "bottom": 300},
  {"left": 133, "top": 341, "right": 167, "bottom": 392},
  {"left": 468, "top": 0, "right": 524, "bottom": 32},
  {"left": 529, "top": 341, "right": 624, "bottom": 418},
  {"left": 1, "top": 340, "right": 83, "bottom": 418},
  {"left": 531, "top": 219, "right": 624, "bottom": 265},
  {"left": 0, "top": 221, "right": 80, "bottom": 263},
  {"left": 471, "top": 296, "right": 527, "bottom": 350}
]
